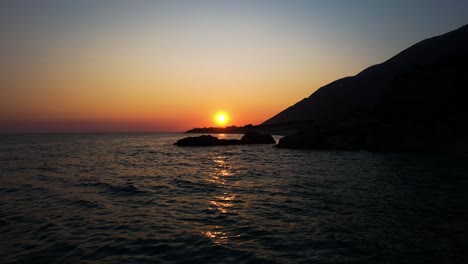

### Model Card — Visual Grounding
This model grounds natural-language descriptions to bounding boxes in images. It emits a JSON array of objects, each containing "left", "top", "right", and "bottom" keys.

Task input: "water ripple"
[{"left": 1, "top": 133, "right": 467, "bottom": 263}]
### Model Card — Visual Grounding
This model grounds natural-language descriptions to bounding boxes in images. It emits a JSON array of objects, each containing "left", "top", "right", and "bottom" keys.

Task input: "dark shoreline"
[{"left": 185, "top": 123, "right": 304, "bottom": 136}]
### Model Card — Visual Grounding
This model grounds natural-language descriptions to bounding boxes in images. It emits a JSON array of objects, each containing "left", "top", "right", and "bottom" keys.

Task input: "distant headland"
[
  {"left": 185, "top": 123, "right": 300, "bottom": 136},
  {"left": 186, "top": 124, "right": 253, "bottom": 134}
]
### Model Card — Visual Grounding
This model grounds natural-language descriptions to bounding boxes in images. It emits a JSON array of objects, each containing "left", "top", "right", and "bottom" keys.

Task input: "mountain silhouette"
[{"left": 263, "top": 25, "right": 468, "bottom": 151}]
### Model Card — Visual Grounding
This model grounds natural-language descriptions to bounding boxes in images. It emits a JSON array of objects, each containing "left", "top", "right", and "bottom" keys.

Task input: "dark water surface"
[{"left": 1, "top": 133, "right": 467, "bottom": 263}]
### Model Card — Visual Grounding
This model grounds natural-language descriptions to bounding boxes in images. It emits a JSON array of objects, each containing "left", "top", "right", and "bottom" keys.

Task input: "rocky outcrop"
[
  {"left": 174, "top": 132, "right": 275, "bottom": 147},
  {"left": 276, "top": 130, "right": 363, "bottom": 151},
  {"left": 240, "top": 131, "right": 275, "bottom": 144},
  {"left": 174, "top": 135, "right": 240, "bottom": 146},
  {"left": 276, "top": 122, "right": 437, "bottom": 152}
]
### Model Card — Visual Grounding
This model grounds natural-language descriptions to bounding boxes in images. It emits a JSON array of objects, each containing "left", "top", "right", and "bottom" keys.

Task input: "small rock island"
[{"left": 174, "top": 131, "right": 275, "bottom": 146}]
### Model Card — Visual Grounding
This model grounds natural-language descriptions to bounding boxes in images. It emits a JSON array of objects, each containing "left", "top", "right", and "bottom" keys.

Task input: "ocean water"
[{"left": 0, "top": 133, "right": 467, "bottom": 264}]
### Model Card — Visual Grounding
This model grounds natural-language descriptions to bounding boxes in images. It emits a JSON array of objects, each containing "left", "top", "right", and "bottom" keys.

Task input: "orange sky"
[{"left": 1, "top": 1, "right": 467, "bottom": 133}]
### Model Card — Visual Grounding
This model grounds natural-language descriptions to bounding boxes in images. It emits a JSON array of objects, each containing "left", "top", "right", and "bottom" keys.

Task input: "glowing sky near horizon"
[{"left": 1, "top": 0, "right": 467, "bottom": 132}]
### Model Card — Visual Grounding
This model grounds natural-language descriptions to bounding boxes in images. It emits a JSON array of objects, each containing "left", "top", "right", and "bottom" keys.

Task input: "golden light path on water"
[{"left": 203, "top": 155, "right": 241, "bottom": 245}]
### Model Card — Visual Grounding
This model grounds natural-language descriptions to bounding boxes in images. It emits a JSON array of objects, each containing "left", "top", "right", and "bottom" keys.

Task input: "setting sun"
[{"left": 214, "top": 112, "right": 229, "bottom": 126}]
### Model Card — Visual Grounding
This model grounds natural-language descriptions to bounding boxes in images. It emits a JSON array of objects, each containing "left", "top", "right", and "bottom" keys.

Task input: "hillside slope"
[
  {"left": 263, "top": 25, "right": 468, "bottom": 126},
  {"left": 266, "top": 25, "right": 468, "bottom": 151}
]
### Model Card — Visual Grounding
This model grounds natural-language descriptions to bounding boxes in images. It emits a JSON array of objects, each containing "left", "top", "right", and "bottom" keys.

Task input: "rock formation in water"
[
  {"left": 174, "top": 131, "right": 275, "bottom": 146},
  {"left": 240, "top": 131, "right": 276, "bottom": 144},
  {"left": 265, "top": 25, "right": 468, "bottom": 151}
]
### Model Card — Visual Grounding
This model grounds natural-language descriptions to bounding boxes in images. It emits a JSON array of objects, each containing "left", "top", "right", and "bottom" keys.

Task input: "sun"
[{"left": 214, "top": 112, "right": 229, "bottom": 126}]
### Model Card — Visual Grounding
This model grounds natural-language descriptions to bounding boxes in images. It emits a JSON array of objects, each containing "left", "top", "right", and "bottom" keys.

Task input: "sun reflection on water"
[
  {"left": 202, "top": 230, "right": 229, "bottom": 245},
  {"left": 202, "top": 226, "right": 241, "bottom": 245},
  {"left": 209, "top": 193, "right": 236, "bottom": 214},
  {"left": 203, "top": 155, "right": 241, "bottom": 245},
  {"left": 208, "top": 156, "right": 235, "bottom": 185}
]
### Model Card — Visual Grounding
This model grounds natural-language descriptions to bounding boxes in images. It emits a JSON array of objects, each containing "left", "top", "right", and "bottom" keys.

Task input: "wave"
[{"left": 80, "top": 181, "right": 147, "bottom": 196}]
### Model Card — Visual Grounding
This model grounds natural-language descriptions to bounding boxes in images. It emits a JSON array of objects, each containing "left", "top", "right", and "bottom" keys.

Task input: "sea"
[{"left": 0, "top": 133, "right": 467, "bottom": 264}]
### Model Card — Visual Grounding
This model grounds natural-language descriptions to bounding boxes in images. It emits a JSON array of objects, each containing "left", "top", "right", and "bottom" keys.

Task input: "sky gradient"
[{"left": 1, "top": 0, "right": 467, "bottom": 132}]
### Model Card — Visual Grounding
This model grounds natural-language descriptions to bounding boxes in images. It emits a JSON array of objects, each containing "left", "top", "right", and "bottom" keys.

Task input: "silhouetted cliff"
[{"left": 266, "top": 25, "right": 468, "bottom": 151}]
